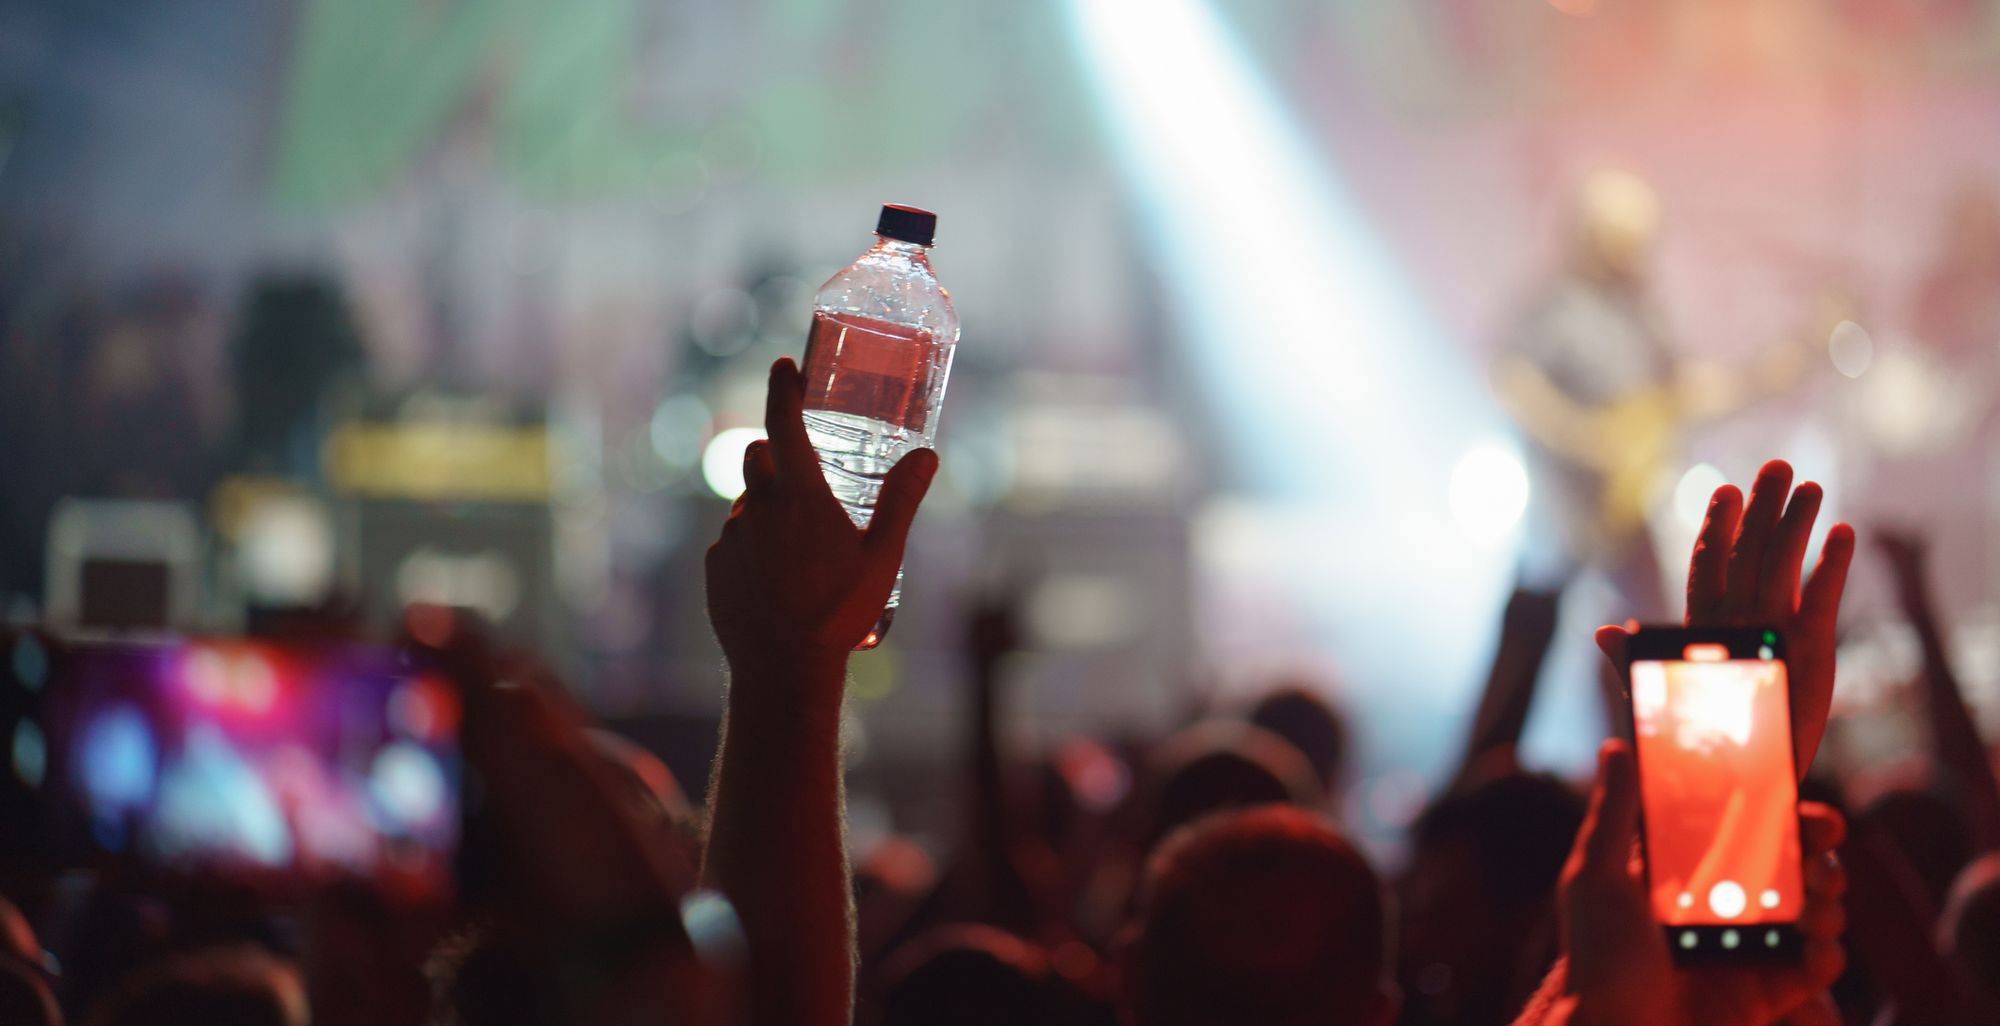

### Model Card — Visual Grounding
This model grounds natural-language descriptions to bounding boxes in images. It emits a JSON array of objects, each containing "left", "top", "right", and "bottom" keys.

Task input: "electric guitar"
[{"left": 1495, "top": 294, "right": 1847, "bottom": 548}]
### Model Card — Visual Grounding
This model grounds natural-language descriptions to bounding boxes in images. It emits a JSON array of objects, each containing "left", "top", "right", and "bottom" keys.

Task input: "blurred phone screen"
[
  {"left": 1631, "top": 644, "right": 1801, "bottom": 928},
  {"left": 41, "top": 640, "right": 459, "bottom": 899}
]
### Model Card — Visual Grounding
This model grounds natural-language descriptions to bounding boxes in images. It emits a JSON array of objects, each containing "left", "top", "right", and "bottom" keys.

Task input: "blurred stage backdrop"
[{"left": 3, "top": 0, "right": 1999, "bottom": 852}]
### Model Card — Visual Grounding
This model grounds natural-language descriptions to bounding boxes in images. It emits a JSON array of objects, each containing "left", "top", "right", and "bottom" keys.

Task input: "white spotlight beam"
[
  {"left": 1067, "top": 0, "right": 1496, "bottom": 499},
  {"left": 1065, "top": 0, "right": 1595, "bottom": 799}
]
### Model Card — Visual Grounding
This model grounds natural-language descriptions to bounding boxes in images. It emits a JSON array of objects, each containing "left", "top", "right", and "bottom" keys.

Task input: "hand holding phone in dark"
[
  {"left": 1597, "top": 461, "right": 1855, "bottom": 964},
  {"left": 1529, "top": 461, "right": 1856, "bottom": 1024},
  {"left": 1550, "top": 739, "right": 1846, "bottom": 1026}
]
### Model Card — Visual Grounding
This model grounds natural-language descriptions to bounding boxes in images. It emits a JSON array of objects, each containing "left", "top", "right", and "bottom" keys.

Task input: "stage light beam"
[{"left": 1064, "top": 0, "right": 1586, "bottom": 805}]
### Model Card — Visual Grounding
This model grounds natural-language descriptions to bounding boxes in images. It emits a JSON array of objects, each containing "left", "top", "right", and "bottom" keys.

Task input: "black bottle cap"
[{"left": 875, "top": 204, "right": 937, "bottom": 247}]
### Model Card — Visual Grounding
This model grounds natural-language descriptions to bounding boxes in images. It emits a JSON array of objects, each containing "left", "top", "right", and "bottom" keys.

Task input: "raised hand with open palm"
[{"left": 1594, "top": 459, "right": 1855, "bottom": 777}]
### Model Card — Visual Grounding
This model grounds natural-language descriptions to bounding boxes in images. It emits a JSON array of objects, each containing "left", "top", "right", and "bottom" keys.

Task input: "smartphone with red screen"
[{"left": 1626, "top": 626, "right": 1802, "bottom": 963}]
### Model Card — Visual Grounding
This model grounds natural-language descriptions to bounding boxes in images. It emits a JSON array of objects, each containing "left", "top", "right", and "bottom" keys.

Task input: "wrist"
[
  {"left": 724, "top": 646, "right": 848, "bottom": 718},
  {"left": 724, "top": 638, "right": 848, "bottom": 679}
]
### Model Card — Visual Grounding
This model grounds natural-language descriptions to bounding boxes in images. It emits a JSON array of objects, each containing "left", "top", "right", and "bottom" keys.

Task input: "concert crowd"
[{"left": 1, "top": 331, "right": 1998, "bottom": 1026}]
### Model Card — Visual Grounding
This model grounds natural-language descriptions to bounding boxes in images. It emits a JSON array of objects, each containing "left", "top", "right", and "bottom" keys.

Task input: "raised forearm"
[
  {"left": 702, "top": 654, "right": 853, "bottom": 1026},
  {"left": 970, "top": 661, "right": 1006, "bottom": 866},
  {"left": 1843, "top": 827, "right": 1974, "bottom": 1024},
  {"left": 1892, "top": 565, "right": 2000, "bottom": 852},
  {"left": 1460, "top": 587, "right": 1560, "bottom": 783}
]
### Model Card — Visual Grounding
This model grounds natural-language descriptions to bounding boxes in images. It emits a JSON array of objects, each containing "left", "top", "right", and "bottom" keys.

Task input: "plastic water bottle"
[{"left": 801, "top": 204, "right": 959, "bottom": 650}]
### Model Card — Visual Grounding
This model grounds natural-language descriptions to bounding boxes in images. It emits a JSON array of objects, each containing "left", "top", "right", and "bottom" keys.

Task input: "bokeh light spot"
[
  {"left": 11, "top": 636, "right": 48, "bottom": 692},
  {"left": 1448, "top": 440, "right": 1530, "bottom": 543},
  {"left": 1672, "top": 463, "right": 1729, "bottom": 532},
  {"left": 184, "top": 647, "right": 230, "bottom": 705},
  {"left": 12, "top": 720, "right": 46, "bottom": 788},
  {"left": 78, "top": 705, "right": 156, "bottom": 809},
  {"left": 702, "top": 427, "right": 766, "bottom": 500},
  {"left": 1828, "top": 320, "right": 1874, "bottom": 379},
  {"left": 371, "top": 741, "right": 447, "bottom": 827}
]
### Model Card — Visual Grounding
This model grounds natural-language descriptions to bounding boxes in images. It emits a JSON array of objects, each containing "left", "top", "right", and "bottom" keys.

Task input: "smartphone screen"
[
  {"left": 36, "top": 639, "right": 459, "bottom": 901},
  {"left": 1629, "top": 627, "right": 1802, "bottom": 960}
]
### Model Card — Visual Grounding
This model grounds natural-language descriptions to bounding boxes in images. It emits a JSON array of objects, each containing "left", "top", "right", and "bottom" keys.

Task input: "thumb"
[
  {"left": 1595, "top": 623, "right": 1634, "bottom": 692},
  {"left": 1594, "top": 623, "right": 1633, "bottom": 669},
  {"left": 864, "top": 448, "right": 939, "bottom": 561},
  {"left": 1576, "top": 739, "right": 1641, "bottom": 879}
]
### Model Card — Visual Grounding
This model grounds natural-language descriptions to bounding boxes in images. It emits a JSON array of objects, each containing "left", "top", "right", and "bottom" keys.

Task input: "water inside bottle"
[{"left": 800, "top": 309, "right": 946, "bottom": 648}]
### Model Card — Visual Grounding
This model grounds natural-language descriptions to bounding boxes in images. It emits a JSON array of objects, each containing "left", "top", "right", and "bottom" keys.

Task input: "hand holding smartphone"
[
  {"left": 1542, "top": 463, "right": 1853, "bottom": 1021},
  {"left": 1627, "top": 626, "right": 1802, "bottom": 963}
]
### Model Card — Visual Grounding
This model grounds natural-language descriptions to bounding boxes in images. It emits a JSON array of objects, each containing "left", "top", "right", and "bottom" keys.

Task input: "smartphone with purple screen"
[{"left": 21, "top": 637, "right": 460, "bottom": 901}]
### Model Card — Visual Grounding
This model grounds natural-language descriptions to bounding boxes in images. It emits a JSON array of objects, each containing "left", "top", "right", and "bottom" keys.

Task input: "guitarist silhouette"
[{"left": 1494, "top": 170, "right": 1818, "bottom": 622}]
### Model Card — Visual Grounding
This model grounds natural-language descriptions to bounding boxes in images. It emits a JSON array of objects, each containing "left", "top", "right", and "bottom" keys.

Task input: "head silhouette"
[
  {"left": 881, "top": 924, "right": 1056, "bottom": 1026},
  {"left": 1123, "top": 804, "right": 1395, "bottom": 1026},
  {"left": 1399, "top": 771, "right": 1582, "bottom": 1026},
  {"left": 1146, "top": 721, "right": 1321, "bottom": 847},
  {"left": 89, "top": 945, "right": 307, "bottom": 1026},
  {"left": 1249, "top": 685, "right": 1351, "bottom": 800},
  {"left": 1941, "top": 854, "right": 2000, "bottom": 1019}
]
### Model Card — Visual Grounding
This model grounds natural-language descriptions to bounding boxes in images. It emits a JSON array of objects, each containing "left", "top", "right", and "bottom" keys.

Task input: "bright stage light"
[
  {"left": 1673, "top": 463, "right": 1729, "bottom": 531},
  {"left": 372, "top": 741, "right": 447, "bottom": 826},
  {"left": 1827, "top": 320, "right": 1873, "bottom": 379},
  {"left": 1064, "top": 0, "right": 1505, "bottom": 504},
  {"left": 238, "top": 496, "right": 334, "bottom": 605},
  {"left": 701, "top": 427, "right": 766, "bottom": 500},
  {"left": 1449, "top": 441, "right": 1530, "bottom": 544},
  {"left": 1065, "top": 0, "right": 1573, "bottom": 807}
]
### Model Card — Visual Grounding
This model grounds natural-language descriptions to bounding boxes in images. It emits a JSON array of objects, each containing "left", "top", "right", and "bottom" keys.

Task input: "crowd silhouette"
[{"left": 5, "top": 355, "right": 2000, "bottom": 1026}]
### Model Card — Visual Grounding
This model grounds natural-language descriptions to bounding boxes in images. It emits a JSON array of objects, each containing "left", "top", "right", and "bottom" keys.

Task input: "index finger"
[
  {"left": 763, "top": 358, "right": 831, "bottom": 497},
  {"left": 1687, "top": 485, "right": 1743, "bottom": 623}
]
